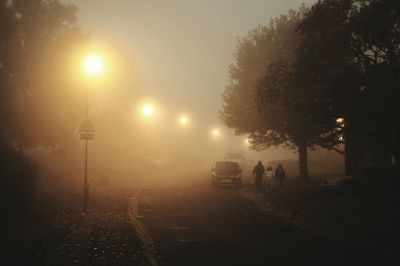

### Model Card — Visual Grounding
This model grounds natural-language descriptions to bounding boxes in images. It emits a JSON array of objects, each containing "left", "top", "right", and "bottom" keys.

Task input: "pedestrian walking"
[
  {"left": 252, "top": 161, "right": 265, "bottom": 191},
  {"left": 275, "top": 164, "right": 286, "bottom": 189},
  {"left": 264, "top": 166, "right": 274, "bottom": 192}
]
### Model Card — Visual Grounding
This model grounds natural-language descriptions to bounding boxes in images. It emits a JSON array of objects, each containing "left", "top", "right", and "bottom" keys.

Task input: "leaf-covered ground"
[
  {"left": 245, "top": 177, "right": 400, "bottom": 255},
  {"left": 0, "top": 189, "right": 148, "bottom": 265}
]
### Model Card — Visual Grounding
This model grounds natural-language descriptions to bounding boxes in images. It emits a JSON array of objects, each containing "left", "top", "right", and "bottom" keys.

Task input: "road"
[{"left": 134, "top": 181, "right": 396, "bottom": 266}]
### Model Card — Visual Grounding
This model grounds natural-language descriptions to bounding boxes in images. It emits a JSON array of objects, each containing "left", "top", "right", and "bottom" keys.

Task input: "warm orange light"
[
  {"left": 336, "top": 117, "right": 345, "bottom": 125},
  {"left": 83, "top": 53, "right": 104, "bottom": 76},
  {"left": 178, "top": 114, "right": 190, "bottom": 127},
  {"left": 142, "top": 103, "right": 155, "bottom": 117},
  {"left": 211, "top": 128, "right": 221, "bottom": 138}
]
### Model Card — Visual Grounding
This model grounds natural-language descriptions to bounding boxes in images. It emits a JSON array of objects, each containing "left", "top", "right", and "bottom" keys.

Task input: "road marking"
[{"left": 128, "top": 197, "right": 159, "bottom": 266}]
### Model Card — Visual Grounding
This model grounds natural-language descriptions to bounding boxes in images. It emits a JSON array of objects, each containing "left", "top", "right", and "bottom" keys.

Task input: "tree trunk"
[{"left": 298, "top": 140, "right": 309, "bottom": 181}]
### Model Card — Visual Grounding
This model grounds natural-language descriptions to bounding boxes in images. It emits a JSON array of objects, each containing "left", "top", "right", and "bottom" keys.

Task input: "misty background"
[
  {"left": 2, "top": 0, "right": 344, "bottom": 193},
  {"left": 45, "top": 0, "right": 344, "bottom": 189}
]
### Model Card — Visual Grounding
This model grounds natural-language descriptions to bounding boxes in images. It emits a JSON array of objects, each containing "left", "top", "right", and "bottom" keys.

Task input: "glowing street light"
[
  {"left": 83, "top": 53, "right": 104, "bottom": 76},
  {"left": 140, "top": 102, "right": 156, "bottom": 177},
  {"left": 177, "top": 114, "right": 190, "bottom": 127},
  {"left": 141, "top": 103, "right": 155, "bottom": 118},
  {"left": 79, "top": 52, "right": 105, "bottom": 214},
  {"left": 211, "top": 128, "right": 221, "bottom": 138},
  {"left": 336, "top": 117, "right": 345, "bottom": 126}
]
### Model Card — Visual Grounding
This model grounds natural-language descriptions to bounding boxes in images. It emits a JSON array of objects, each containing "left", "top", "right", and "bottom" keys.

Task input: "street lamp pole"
[
  {"left": 143, "top": 125, "right": 147, "bottom": 176},
  {"left": 83, "top": 83, "right": 89, "bottom": 214},
  {"left": 79, "top": 53, "right": 102, "bottom": 214},
  {"left": 141, "top": 103, "right": 155, "bottom": 177}
]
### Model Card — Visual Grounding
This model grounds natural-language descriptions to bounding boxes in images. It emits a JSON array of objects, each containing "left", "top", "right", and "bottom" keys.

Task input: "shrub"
[{"left": 0, "top": 143, "right": 39, "bottom": 213}]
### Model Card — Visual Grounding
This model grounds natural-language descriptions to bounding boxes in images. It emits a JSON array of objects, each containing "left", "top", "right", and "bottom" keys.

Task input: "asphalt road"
[{"left": 137, "top": 182, "right": 397, "bottom": 266}]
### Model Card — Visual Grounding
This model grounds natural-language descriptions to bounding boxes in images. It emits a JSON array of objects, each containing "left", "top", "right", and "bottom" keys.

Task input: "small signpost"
[{"left": 79, "top": 118, "right": 95, "bottom": 140}]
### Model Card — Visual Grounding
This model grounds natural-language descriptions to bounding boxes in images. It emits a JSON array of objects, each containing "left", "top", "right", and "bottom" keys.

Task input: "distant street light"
[
  {"left": 336, "top": 117, "right": 345, "bottom": 143},
  {"left": 80, "top": 53, "right": 104, "bottom": 214},
  {"left": 211, "top": 128, "right": 221, "bottom": 139},
  {"left": 140, "top": 102, "right": 156, "bottom": 176},
  {"left": 336, "top": 117, "right": 345, "bottom": 126},
  {"left": 177, "top": 114, "right": 190, "bottom": 127},
  {"left": 142, "top": 103, "right": 155, "bottom": 118}
]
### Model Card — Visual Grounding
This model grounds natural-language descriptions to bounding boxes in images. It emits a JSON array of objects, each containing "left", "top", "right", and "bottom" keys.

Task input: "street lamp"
[
  {"left": 177, "top": 114, "right": 190, "bottom": 128},
  {"left": 211, "top": 128, "right": 221, "bottom": 139},
  {"left": 84, "top": 54, "right": 104, "bottom": 76},
  {"left": 336, "top": 117, "right": 345, "bottom": 127},
  {"left": 140, "top": 102, "right": 155, "bottom": 176},
  {"left": 142, "top": 103, "right": 155, "bottom": 118},
  {"left": 335, "top": 117, "right": 345, "bottom": 143},
  {"left": 79, "top": 53, "right": 104, "bottom": 214}
]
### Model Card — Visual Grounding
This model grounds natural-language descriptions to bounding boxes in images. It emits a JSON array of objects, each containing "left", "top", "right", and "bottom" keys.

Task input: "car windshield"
[{"left": 215, "top": 162, "right": 239, "bottom": 171}]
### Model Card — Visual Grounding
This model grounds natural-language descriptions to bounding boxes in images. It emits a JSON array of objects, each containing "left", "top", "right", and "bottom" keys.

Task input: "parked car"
[
  {"left": 321, "top": 164, "right": 399, "bottom": 193},
  {"left": 212, "top": 161, "right": 242, "bottom": 189}
]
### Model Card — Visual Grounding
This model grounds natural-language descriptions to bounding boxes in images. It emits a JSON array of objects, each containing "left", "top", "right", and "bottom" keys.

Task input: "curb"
[{"left": 128, "top": 197, "right": 159, "bottom": 266}]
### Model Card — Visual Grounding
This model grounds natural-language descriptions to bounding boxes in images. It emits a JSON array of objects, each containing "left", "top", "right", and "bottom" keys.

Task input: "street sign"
[
  {"left": 80, "top": 132, "right": 95, "bottom": 140},
  {"left": 79, "top": 118, "right": 95, "bottom": 133},
  {"left": 79, "top": 118, "right": 95, "bottom": 140}
]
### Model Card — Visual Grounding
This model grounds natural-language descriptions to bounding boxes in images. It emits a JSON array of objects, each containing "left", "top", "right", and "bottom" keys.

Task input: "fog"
[
  {"left": 15, "top": 0, "right": 345, "bottom": 192},
  {"left": 0, "top": 0, "right": 346, "bottom": 194},
  {"left": 3, "top": 1, "right": 399, "bottom": 265}
]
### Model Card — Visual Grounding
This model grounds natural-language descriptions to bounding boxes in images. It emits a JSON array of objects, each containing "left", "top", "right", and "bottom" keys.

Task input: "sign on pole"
[{"left": 79, "top": 118, "right": 95, "bottom": 140}]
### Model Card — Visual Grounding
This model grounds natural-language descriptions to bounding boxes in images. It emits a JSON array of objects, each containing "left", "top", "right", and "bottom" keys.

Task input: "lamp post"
[
  {"left": 141, "top": 103, "right": 155, "bottom": 176},
  {"left": 79, "top": 53, "right": 104, "bottom": 214}
]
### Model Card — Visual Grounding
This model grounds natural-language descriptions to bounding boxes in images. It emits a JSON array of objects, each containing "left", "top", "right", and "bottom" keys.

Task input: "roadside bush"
[{"left": 0, "top": 143, "right": 40, "bottom": 214}]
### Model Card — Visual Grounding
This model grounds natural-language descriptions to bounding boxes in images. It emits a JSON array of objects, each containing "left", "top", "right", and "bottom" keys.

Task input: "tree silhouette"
[
  {"left": 297, "top": 0, "right": 400, "bottom": 170},
  {"left": 221, "top": 7, "right": 341, "bottom": 180},
  {"left": 0, "top": 0, "right": 85, "bottom": 147},
  {"left": 0, "top": 0, "right": 84, "bottom": 213}
]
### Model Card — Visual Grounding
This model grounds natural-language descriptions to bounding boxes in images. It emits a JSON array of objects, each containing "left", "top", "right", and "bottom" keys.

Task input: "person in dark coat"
[
  {"left": 275, "top": 163, "right": 286, "bottom": 189},
  {"left": 252, "top": 161, "right": 265, "bottom": 191}
]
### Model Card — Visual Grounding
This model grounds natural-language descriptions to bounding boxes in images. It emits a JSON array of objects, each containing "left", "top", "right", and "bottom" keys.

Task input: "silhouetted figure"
[
  {"left": 253, "top": 161, "right": 265, "bottom": 191},
  {"left": 275, "top": 164, "right": 286, "bottom": 189}
]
